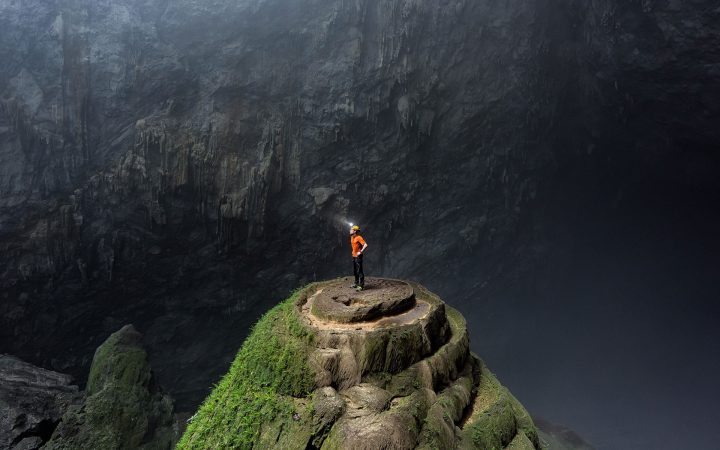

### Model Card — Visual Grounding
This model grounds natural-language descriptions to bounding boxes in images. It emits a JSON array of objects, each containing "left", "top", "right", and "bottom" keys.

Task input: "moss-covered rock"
[
  {"left": 178, "top": 278, "right": 541, "bottom": 449},
  {"left": 177, "top": 288, "right": 316, "bottom": 449},
  {"left": 43, "top": 325, "right": 176, "bottom": 450}
]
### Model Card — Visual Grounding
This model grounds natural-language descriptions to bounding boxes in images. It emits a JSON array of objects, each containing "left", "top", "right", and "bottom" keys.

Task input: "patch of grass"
[
  {"left": 460, "top": 358, "right": 540, "bottom": 449},
  {"left": 177, "top": 288, "right": 316, "bottom": 450},
  {"left": 468, "top": 398, "right": 517, "bottom": 450}
]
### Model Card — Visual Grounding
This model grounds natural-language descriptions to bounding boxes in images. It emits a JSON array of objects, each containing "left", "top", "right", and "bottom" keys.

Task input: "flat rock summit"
[
  {"left": 179, "top": 278, "right": 540, "bottom": 449},
  {"left": 308, "top": 278, "right": 417, "bottom": 324}
]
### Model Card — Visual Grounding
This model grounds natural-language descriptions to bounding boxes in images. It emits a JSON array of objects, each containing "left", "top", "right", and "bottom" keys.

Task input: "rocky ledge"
[
  {"left": 179, "top": 278, "right": 540, "bottom": 449},
  {"left": 0, "top": 355, "right": 80, "bottom": 450}
]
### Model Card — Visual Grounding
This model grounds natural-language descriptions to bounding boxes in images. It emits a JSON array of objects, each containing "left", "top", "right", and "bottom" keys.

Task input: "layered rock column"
[
  {"left": 289, "top": 277, "right": 541, "bottom": 449},
  {"left": 179, "top": 278, "right": 540, "bottom": 449}
]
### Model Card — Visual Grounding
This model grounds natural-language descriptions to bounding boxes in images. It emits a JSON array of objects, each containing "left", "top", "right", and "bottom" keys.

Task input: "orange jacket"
[{"left": 351, "top": 234, "right": 367, "bottom": 257}]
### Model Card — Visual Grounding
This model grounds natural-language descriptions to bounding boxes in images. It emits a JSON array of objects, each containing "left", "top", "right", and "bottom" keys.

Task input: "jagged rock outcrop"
[
  {"left": 179, "top": 278, "right": 540, "bottom": 449},
  {"left": 43, "top": 325, "right": 177, "bottom": 450},
  {"left": 0, "top": 356, "right": 80, "bottom": 450}
]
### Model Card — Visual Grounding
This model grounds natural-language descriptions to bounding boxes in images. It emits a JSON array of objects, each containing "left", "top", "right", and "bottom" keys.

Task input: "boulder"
[
  {"left": 0, "top": 355, "right": 80, "bottom": 450},
  {"left": 43, "top": 325, "right": 177, "bottom": 450}
]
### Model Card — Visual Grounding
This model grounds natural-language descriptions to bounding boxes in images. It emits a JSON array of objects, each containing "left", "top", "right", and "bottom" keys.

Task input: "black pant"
[{"left": 353, "top": 255, "right": 364, "bottom": 286}]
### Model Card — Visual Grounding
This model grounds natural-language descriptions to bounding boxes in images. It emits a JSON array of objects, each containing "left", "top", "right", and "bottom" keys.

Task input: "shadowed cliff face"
[
  {"left": 0, "top": 0, "right": 560, "bottom": 405},
  {"left": 1, "top": 1, "right": 718, "bottom": 448}
]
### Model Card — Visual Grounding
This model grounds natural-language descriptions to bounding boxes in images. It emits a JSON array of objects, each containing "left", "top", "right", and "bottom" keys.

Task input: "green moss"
[
  {"left": 364, "top": 371, "right": 393, "bottom": 389},
  {"left": 385, "top": 325, "right": 426, "bottom": 372},
  {"left": 178, "top": 287, "right": 317, "bottom": 450},
  {"left": 319, "top": 423, "right": 345, "bottom": 450},
  {"left": 459, "top": 358, "right": 540, "bottom": 450},
  {"left": 421, "top": 402, "right": 456, "bottom": 450},
  {"left": 359, "top": 332, "right": 389, "bottom": 374},
  {"left": 395, "top": 390, "right": 432, "bottom": 421},
  {"left": 359, "top": 324, "right": 428, "bottom": 375},
  {"left": 418, "top": 374, "right": 473, "bottom": 449},
  {"left": 86, "top": 331, "right": 150, "bottom": 395},
  {"left": 44, "top": 325, "right": 176, "bottom": 450},
  {"left": 387, "top": 367, "right": 424, "bottom": 396},
  {"left": 424, "top": 305, "right": 469, "bottom": 389},
  {"left": 178, "top": 280, "right": 541, "bottom": 450},
  {"left": 507, "top": 391, "right": 541, "bottom": 448},
  {"left": 506, "top": 431, "right": 537, "bottom": 450},
  {"left": 468, "top": 396, "right": 517, "bottom": 450},
  {"left": 257, "top": 399, "right": 315, "bottom": 450}
]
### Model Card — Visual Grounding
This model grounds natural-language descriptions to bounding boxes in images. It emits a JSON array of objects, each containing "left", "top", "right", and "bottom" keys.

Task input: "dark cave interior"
[{"left": 1, "top": 1, "right": 719, "bottom": 449}]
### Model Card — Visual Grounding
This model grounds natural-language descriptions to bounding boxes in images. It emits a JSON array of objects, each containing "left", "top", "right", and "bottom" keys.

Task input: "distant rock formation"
[
  {"left": 43, "top": 325, "right": 177, "bottom": 450},
  {"left": 0, "top": 355, "right": 80, "bottom": 450},
  {"left": 179, "top": 278, "right": 540, "bottom": 449},
  {"left": 535, "top": 418, "right": 596, "bottom": 450},
  {"left": 1, "top": 324, "right": 177, "bottom": 450}
]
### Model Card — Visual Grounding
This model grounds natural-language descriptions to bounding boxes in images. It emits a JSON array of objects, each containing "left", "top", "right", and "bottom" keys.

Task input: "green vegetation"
[
  {"left": 86, "top": 336, "right": 149, "bottom": 396},
  {"left": 507, "top": 391, "right": 541, "bottom": 448},
  {"left": 425, "top": 305, "right": 469, "bottom": 389},
  {"left": 177, "top": 288, "right": 316, "bottom": 450},
  {"left": 359, "top": 332, "right": 389, "bottom": 373},
  {"left": 177, "top": 279, "right": 541, "bottom": 450},
  {"left": 457, "top": 358, "right": 542, "bottom": 450},
  {"left": 44, "top": 325, "right": 175, "bottom": 450},
  {"left": 420, "top": 374, "right": 473, "bottom": 449},
  {"left": 468, "top": 397, "right": 518, "bottom": 450}
]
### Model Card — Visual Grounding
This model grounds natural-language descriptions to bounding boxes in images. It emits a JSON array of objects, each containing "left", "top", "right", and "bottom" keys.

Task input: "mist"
[
  {"left": 458, "top": 163, "right": 720, "bottom": 449},
  {"left": 1, "top": 1, "right": 719, "bottom": 449}
]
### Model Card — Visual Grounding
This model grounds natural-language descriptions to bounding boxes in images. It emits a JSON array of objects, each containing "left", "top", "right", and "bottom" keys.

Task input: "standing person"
[{"left": 350, "top": 225, "right": 368, "bottom": 291}]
